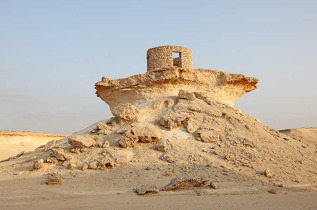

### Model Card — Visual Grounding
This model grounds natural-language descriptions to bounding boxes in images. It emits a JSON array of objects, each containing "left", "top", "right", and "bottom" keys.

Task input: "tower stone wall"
[{"left": 146, "top": 46, "right": 192, "bottom": 72}]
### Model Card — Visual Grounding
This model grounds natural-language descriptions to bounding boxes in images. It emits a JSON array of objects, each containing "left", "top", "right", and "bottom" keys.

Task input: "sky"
[{"left": 0, "top": 0, "right": 316, "bottom": 134}]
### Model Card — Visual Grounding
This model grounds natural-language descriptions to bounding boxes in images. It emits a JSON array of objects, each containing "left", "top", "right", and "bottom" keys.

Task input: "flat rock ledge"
[{"left": 95, "top": 67, "right": 258, "bottom": 109}]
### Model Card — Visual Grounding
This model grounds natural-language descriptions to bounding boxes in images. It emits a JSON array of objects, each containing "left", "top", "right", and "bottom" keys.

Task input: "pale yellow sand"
[
  {"left": 0, "top": 173, "right": 316, "bottom": 210},
  {"left": 0, "top": 131, "right": 67, "bottom": 161}
]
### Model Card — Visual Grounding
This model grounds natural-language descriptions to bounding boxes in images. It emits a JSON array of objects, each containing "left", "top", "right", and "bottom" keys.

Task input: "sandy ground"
[
  {"left": 0, "top": 172, "right": 316, "bottom": 210},
  {"left": 0, "top": 131, "right": 67, "bottom": 161}
]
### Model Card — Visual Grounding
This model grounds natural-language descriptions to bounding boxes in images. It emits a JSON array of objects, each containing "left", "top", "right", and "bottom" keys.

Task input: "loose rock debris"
[{"left": 161, "top": 177, "right": 209, "bottom": 191}]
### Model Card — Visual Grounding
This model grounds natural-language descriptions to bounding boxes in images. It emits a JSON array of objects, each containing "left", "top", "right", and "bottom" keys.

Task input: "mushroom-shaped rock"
[
  {"left": 68, "top": 135, "right": 95, "bottom": 149},
  {"left": 95, "top": 67, "right": 259, "bottom": 110}
]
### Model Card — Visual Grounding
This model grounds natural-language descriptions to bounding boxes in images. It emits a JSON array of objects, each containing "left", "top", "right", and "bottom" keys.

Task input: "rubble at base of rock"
[
  {"left": 154, "top": 140, "right": 171, "bottom": 152},
  {"left": 161, "top": 153, "right": 176, "bottom": 163},
  {"left": 264, "top": 169, "right": 273, "bottom": 178},
  {"left": 82, "top": 164, "right": 88, "bottom": 171},
  {"left": 33, "top": 159, "right": 44, "bottom": 170},
  {"left": 161, "top": 177, "right": 210, "bottom": 191},
  {"left": 51, "top": 148, "right": 67, "bottom": 161},
  {"left": 46, "top": 173, "right": 63, "bottom": 185},
  {"left": 134, "top": 185, "right": 160, "bottom": 195},
  {"left": 131, "top": 123, "right": 162, "bottom": 143},
  {"left": 268, "top": 188, "right": 278, "bottom": 194},
  {"left": 159, "top": 115, "right": 189, "bottom": 130},
  {"left": 44, "top": 140, "right": 56, "bottom": 151},
  {"left": 68, "top": 135, "right": 95, "bottom": 149},
  {"left": 67, "top": 162, "right": 77, "bottom": 169},
  {"left": 118, "top": 131, "right": 139, "bottom": 148},
  {"left": 209, "top": 181, "right": 218, "bottom": 189},
  {"left": 46, "top": 157, "right": 58, "bottom": 164},
  {"left": 118, "top": 123, "right": 162, "bottom": 148}
]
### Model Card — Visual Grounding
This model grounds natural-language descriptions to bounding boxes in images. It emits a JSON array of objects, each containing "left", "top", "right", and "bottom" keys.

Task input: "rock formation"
[{"left": 1, "top": 46, "right": 316, "bottom": 193}]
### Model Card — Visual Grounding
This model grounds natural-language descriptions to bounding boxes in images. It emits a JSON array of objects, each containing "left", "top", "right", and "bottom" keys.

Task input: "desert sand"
[
  {"left": 0, "top": 173, "right": 316, "bottom": 210},
  {"left": 0, "top": 131, "right": 67, "bottom": 161},
  {"left": 0, "top": 126, "right": 316, "bottom": 209}
]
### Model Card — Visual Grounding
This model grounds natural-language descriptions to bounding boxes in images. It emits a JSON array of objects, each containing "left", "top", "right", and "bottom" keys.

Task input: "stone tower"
[{"left": 146, "top": 46, "right": 193, "bottom": 72}]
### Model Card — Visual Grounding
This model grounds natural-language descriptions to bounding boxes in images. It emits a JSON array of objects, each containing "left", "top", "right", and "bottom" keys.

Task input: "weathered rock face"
[
  {"left": 118, "top": 122, "right": 162, "bottom": 148},
  {"left": 196, "top": 129, "right": 220, "bottom": 143},
  {"left": 95, "top": 67, "right": 258, "bottom": 110}
]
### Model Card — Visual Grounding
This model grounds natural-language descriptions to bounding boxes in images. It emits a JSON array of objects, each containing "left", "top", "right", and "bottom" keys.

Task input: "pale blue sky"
[{"left": 0, "top": 0, "right": 316, "bottom": 134}]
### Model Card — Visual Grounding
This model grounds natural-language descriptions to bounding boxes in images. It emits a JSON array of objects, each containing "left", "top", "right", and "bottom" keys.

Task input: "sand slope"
[
  {"left": 0, "top": 95, "right": 316, "bottom": 209},
  {"left": 280, "top": 127, "right": 317, "bottom": 145}
]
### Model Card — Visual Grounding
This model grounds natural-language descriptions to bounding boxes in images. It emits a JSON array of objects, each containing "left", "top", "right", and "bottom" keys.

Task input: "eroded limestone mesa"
[{"left": 96, "top": 68, "right": 258, "bottom": 111}]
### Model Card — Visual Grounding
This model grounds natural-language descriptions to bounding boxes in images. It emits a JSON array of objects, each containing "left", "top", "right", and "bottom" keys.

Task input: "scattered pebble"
[
  {"left": 46, "top": 173, "right": 62, "bottom": 185},
  {"left": 135, "top": 185, "right": 159, "bottom": 195},
  {"left": 268, "top": 188, "right": 277, "bottom": 194},
  {"left": 209, "top": 181, "right": 218, "bottom": 189},
  {"left": 161, "top": 177, "right": 209, "bottom": 191},
  {"left": 33, "top": 159, "right": 44, "bottom": 170},
  {"left": 264, "top": 169, "right": 273, "bottom": 178}
]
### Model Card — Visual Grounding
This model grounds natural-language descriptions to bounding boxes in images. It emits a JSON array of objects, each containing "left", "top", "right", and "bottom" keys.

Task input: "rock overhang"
[{"left": 95, "top": 67, "right": 259, "bottom": 111}]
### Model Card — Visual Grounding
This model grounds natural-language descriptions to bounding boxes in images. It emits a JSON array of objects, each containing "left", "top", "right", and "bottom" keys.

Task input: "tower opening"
[
  {"left": 173, "top": 51, "right": 181, "bottom": 67},
  {"left": 173, "top": 52, "right": 180, "bottom": 58}
]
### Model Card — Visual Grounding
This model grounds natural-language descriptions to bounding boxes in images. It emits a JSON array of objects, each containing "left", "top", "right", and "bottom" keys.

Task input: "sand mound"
[
  {"left": 0, "top": 131, "right": 67, "bottom": 161},
  {"left": 1, "top": 92, "right": 316, "bottom": 190}
]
